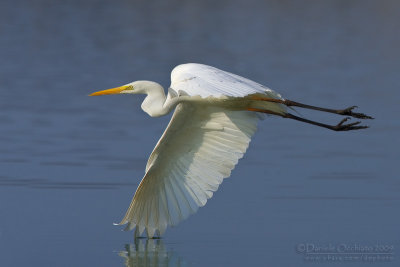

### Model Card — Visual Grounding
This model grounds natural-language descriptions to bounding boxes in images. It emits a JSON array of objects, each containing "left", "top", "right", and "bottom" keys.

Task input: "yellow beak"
[{"left": 89, "top": 85, "right": 130, "bottom": 96}]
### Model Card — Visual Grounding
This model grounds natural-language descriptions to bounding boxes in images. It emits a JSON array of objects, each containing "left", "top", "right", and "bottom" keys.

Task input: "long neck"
[{"left": 138, "top": 81, "right": 173, "bottom": 117}]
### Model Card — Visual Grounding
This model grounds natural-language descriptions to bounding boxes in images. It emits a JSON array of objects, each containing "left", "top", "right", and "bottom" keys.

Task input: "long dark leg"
[
  {"left": 250, "top": 96, "right": 373, "bottom": 119},
  {"left": 247, "top": 108, "right": 369, "bottom": 131}
]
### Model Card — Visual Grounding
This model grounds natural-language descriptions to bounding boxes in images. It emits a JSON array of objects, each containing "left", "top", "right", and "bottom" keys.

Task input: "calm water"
[{"left": 1, "top": 0, "right": 399, "bottom": 266}]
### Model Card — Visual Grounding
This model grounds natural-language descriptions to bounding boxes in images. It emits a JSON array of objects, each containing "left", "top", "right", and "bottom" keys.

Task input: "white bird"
[{"left": 90, "top": 63, "right": 372, "bottom": 238}]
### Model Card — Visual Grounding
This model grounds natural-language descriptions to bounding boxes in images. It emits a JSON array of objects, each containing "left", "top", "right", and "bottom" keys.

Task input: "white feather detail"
[
  {"left": 118, "top": 103, "right": 260, "bottom": 237},
  {"left": 170, "top": 63, "right": 284, "bottom": 99}
]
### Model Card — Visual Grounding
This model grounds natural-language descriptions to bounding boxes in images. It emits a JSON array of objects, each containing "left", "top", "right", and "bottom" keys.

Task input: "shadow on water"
[{"left": 119, "top": 239, "right": 187, "bottom": 267}]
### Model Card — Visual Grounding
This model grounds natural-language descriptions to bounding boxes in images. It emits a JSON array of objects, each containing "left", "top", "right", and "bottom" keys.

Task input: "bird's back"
[{"left": 170, "top": 63, "right": 284, "bottom": 99}]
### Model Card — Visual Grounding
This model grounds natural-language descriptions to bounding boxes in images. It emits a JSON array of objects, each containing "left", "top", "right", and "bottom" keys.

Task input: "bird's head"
[
  {"left": 90, "top": 81, "right": 167, "bottom": 117},
  {"left": 89, "top": 82, "right": 138, "bottom": 96},
  {"left": 89, "top": 81, "right": 163, "bottom": 96}
]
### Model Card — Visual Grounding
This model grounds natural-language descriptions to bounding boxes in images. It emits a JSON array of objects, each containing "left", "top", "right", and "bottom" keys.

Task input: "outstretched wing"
[
  {"left": 170, "top": 63, "right": 284, "bottom": 99},
  {"left": 118, "top": 103, "right": 260, "bottom": 237}
]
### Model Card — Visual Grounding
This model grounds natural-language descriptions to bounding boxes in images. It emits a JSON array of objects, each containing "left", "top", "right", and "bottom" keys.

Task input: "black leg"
[
  {"left": 247, "top": 108, "right": 369, "bottom": 131},
  {"left": 250, "top": 95, "right": 374, "bottom": 119},
  {"left": 284, "top": 113, "right": 368, "bottom": 131}
]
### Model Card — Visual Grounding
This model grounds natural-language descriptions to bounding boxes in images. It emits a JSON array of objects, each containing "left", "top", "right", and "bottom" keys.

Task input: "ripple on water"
[
  {"left": 39, "top": 161, "right": 87, "bottom": 167},
  {"left": 309, "top": 171, "right": 376, "bottom": 180},
  {"left": 0, "top": 158, "right": 29, "bottom": 163},
  {"left": 0, "top": 176, "right": 137, "bottom": 190}
]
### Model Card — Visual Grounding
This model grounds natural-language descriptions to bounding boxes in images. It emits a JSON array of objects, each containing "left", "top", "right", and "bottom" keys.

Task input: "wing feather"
[
  {"left": 119, "top": 103, "right": 260, "bottom": 237},
  {"left": 170, "top": 63, "right": 284, "bottom": 99}
]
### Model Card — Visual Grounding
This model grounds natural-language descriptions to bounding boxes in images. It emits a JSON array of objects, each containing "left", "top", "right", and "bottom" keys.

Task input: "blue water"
[{"left": 1, "top": 0, "right": 399, "bottom": 266}]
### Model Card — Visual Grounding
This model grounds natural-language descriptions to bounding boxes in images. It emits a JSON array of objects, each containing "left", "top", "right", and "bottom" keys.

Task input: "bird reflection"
[{"left": 119, "top": 239, "right": 186, "bottom": 267}]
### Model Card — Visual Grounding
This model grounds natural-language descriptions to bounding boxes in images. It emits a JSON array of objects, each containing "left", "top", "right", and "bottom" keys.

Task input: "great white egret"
[{"left": 89, "top": 63, "right": 372, "bottom": 238}]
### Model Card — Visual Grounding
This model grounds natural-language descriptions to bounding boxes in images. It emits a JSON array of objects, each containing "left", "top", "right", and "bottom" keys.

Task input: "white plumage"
[
  {"left": 90, "top": 63, "right": 286, "bottom": 237},
  {"left": 114, "top": 64, "right": 286, "bottom": 237},
  {"left": 170, "top": 63, "right": 283, "bottom": 99},
  {"left": 90, "top": 63, "right": 370, "bottom": 238},
  {"left": 121, "top": 104, "right": 260, "bottom": 237}
]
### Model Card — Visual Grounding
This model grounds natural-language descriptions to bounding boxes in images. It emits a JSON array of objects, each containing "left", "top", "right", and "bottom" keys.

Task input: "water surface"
[{"left": 0, "top": 0, "right": 399, "bottom": 266}]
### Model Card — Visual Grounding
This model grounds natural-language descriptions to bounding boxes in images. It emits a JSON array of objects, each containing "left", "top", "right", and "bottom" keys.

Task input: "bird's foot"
[
  {"left": 337, "top": 106, "right": 374, "bottom": 119},
  {"left": 331, "top": 117, "right": 369, "bottom": 131}
]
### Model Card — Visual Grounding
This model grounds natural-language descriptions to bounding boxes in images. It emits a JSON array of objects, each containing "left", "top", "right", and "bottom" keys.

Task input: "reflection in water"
[{"left": 119, "top": 239, "right": 186, "bottom": 267}]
